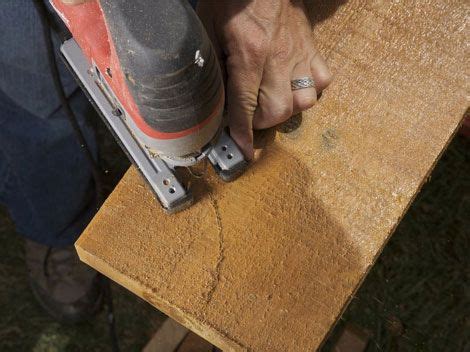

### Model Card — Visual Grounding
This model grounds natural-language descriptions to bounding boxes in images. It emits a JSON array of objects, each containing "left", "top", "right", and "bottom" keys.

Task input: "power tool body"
[{"left": 50, "top": 0, "right": 247, "bottom": 212}]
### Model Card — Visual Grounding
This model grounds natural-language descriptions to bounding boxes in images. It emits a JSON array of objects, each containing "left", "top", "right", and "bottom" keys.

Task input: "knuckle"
[
  {"left": 236, "top": 90, "right": 259, "bottom": 109},
  {"left": 225, "top": 25, "right": 269, "bottom": 70},
  {"left": 271, "top": 46, "right": 291, "bottom": 63},
  {"left": 294, "top": 94, "right": 316, "bottom": 111},
  {"left": 271, "top": 40, "right": 296, "bottom": 64},
  {"left": 228, "top": 87, "right": 259, "bottom": 115},
  {"left": 246, "top": 39, "right": 268, "bottom": 62},
  {"left": 310, "top": 51, "right": 334, "bottom": 90},
  {"left": 268, "top": 100, "right": 293, "bottom": 123},
  {"left": 317, "top": 71, "right": 333, "bottom": 90}
]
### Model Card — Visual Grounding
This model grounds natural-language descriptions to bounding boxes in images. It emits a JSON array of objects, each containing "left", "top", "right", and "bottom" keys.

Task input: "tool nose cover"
[{"left": 99, "top": 0, "right": 223, "bottom": 134}]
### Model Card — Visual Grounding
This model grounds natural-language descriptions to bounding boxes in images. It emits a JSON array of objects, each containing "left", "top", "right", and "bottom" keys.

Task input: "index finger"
[{"left": 225, "top": 56, "right": 263, "bottom": 160}]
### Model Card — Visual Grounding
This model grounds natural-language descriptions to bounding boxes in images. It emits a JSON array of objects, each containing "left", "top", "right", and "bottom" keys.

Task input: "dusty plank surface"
[{"left": 76, "top": 1, "right": 468, "bottom": 351}]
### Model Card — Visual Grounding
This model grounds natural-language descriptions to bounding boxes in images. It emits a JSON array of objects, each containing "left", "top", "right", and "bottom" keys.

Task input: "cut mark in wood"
[{"left": 204, "top": 192, "right": 225, "bottom": 304}]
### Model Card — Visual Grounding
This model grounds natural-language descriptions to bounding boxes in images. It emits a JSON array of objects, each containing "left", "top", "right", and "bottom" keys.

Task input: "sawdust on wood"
[{"left": 76, "top": 0, "right": 468, "bottom": 351}]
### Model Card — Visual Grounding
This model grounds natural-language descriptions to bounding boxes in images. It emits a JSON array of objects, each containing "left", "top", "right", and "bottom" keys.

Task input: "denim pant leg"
[{"left": 0, "top": 2, "right": 97, "bottom": 246}]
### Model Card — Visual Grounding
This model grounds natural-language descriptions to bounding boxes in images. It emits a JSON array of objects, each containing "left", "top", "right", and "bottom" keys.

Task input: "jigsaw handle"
[{"left": 99, "top": 0, "right": 224, "bottom": 138}]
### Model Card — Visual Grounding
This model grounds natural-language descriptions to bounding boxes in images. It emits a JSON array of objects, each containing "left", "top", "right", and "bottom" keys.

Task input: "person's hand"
[
  {"left": 60, "top": 0, "right": 332, "bottom": 159},
  {"left": 197, "top": 0, "right": 332, "bottom": 159}
]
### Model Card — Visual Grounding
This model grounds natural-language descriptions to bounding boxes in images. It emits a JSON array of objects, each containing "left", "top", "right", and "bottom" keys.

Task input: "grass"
[
  {"left": 323, "top": 134, "right": 470, "bottom": 351},
  {"left": 0, "top": 203, "right": 167, "bottom": 351},
  {"left": 0, "top": 115, "right": 468, "bottom": 351}
]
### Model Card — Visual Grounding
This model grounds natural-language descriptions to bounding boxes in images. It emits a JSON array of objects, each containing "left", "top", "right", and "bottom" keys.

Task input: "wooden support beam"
[
  {"left": 142, "top": 318, "right": 189, "bottom": 352},
  {"left": 76, "top": 0, "right": 467, "bottom": 351}
]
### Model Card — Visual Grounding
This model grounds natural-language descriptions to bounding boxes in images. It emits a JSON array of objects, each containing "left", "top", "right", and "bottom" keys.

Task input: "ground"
[
  {"left": 0, "top": 116, "right": 468, "bottom": 351},
  {"left": 323, "top": 134, "right": 469, "bottom": 351}
]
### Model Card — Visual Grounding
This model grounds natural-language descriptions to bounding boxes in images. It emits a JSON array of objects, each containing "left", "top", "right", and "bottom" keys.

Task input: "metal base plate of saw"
[{"left": 61, "top": 39, "right": 247, "bottom": 213}]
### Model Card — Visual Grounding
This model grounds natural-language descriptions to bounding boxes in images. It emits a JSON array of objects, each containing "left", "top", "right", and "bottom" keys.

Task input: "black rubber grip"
[{"left": 99, "top": 0, "right": 222, "bottom": 133}]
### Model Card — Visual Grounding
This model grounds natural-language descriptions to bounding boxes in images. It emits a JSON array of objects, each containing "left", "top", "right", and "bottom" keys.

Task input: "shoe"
[{"left": 25, "top": 239, "right": 103, "bottom": 324}]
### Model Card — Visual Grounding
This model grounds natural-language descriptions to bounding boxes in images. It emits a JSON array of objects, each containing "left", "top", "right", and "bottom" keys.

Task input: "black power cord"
[
  {"left": 33, "top": 0, "right": 104, "bottom": 205},
  {"left": 33, "top": 1, "right": 119, "bottom": 351}
]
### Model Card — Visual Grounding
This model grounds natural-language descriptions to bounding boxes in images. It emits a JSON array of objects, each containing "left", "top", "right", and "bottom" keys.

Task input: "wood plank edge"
[
  {"left": 318, "top": 114, "right": 466, "bottom": 349},
  {"left": 75, "top": 241, "right": 247, "bottom": 352}
]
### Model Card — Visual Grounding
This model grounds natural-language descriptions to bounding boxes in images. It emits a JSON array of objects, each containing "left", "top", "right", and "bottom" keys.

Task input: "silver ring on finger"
[{"left": 291, "top": 77, "right": 315, "bottom": 91}]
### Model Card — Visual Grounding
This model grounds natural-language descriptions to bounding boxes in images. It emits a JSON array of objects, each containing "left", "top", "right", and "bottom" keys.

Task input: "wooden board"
[{"left": 76, "top": 1, "right": 468, "bottom": 351}]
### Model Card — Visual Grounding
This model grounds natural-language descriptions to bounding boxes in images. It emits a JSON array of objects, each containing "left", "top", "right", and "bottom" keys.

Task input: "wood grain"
[{"left": 76, "top": 0, "right": 468, "bottom": 351}]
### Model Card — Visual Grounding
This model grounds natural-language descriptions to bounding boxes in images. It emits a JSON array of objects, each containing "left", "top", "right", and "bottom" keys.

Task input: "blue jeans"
[
  {"left": 0, "top": 0, "right": 199, "bottom": 246},
  {"left": 0, "top": 1, "right": 97, "bottom": 246}
]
